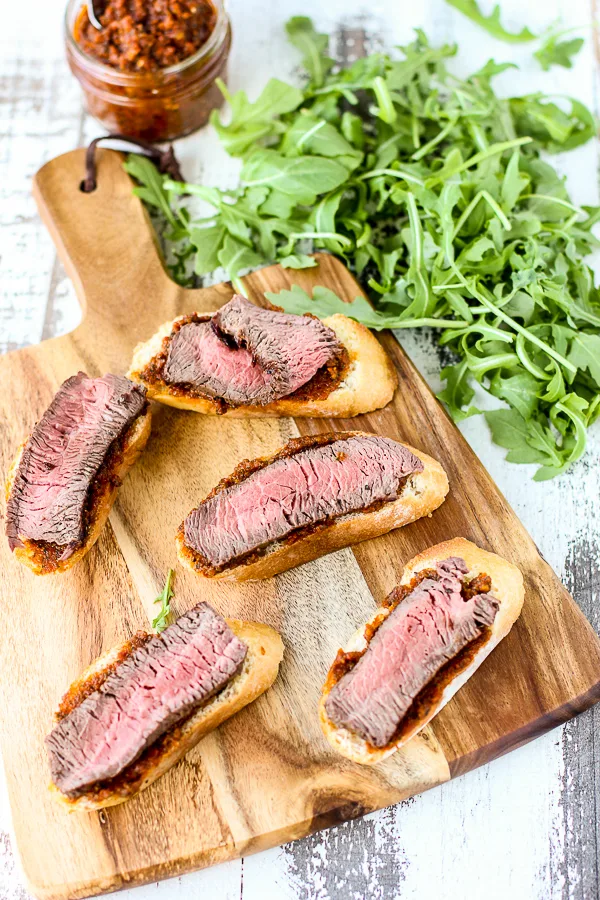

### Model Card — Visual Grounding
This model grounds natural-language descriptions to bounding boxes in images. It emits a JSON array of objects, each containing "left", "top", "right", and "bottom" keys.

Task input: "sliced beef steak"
[
  {"left": 184, "top": 434, "right": 423, "bottom": 570},
  {"left": 6, "top": 373, "right": 147, "bottom": 559},
  {"left": 164, "top": 320, "right": 272, "bottom": 405},
  {"left": 164, "top": 295, "right": 342, "bottom": 405},
  {"left": 324, "top": 557, "right": 499, "bottom": 747},
  {"left": 46, "top": 603, "right": 247, "bottom": 796}
]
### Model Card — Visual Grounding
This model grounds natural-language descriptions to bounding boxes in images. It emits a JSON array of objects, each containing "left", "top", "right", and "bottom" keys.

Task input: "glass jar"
[{"left": 64, "top": 0, "right": 231, "bottom": 142}]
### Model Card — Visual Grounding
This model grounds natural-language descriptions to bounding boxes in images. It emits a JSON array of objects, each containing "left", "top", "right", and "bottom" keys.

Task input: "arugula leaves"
[
  {"left": 444, "top": 0, "right": 586, "bottom": 72},
  {"left": 444, "top": 0, "right": 537, "bottom": 43},
  {"left": 240, "top": 149, "right": 350, "bottom": 203},
  {"left": 534, "top": 33, "right": 584, "bottom": 71},
  {"left": 152, "top": 570, "right": 174, "bottom": 633},
  {"left": 127, "top": 21, "right": 600, "bottom": 479},
  {"left": 211, "top": 79, "right": 303, "bottom": 156},
  {"left": 285, "top": 17, "right": 334, "bottom": 87},
  {"left": 266, "top": 284, "right": 378, "bottom": 322}
]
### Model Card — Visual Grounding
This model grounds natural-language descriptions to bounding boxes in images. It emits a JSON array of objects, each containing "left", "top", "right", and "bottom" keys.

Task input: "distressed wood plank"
[{"left": 1, "top": 0, "right": 600, "bottom": 898}]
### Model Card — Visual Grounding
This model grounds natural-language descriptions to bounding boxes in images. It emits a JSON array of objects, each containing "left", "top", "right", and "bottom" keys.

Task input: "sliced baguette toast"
[
  {"left": 128, "top": 312, "right": 397, "bottom": 418},
  {"left": 319, "top": 538, "right": 524, "bottom": 764},
  {"left": 6, "top": 409, "right": 152, "bottom": 575},
  {"left": 50, "top": 618, "right": 284, "bottom": 811},
  {"left": 177, "top": 432, "right": 449, "bottom": 582}
]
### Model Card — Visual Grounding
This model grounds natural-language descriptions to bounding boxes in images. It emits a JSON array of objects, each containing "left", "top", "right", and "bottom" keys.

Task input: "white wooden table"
[{"left": 1, "top": 0, "right": 599, "bottom": 897}]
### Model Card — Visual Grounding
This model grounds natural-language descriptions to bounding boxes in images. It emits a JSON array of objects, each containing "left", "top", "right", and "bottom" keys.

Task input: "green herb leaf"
[
  {"left": 444, "top": 0, "right": 537, "bottom": 43},
  {"left": 489, "top": 370, "right": 540, "bottom": 419},
  {"left": 279, "top": 254, "right": 318, "bottom": 269},
  {"left": 241, "top": 149, "right": 350, "bottom": 204},
  {"left": 211, "top": 79, "right": 304, "bottom": 156},
  {"left": 534, "top": 34, "right": 584, "bottom": 71},
  {"left": 190, "top": 224, "right": 226, "bottom": 275},
  {"left": 152, "top": 570, "right": 174, "bottom": 633},
  {"left": 281, "top": 114, "right": 363, "bottom": 169},
  {"left": 218, "top": 235, "right": 265, "bottom": 280},
  {"left": 438, "top": 361, "right": 482, "bottom": 422},
  {"left": 485, "top": 407, "right": 532, "bottom": 450},
  {"left": 285, "top": 17, "right": 334, "bottom": 87},
  {"left": 265, "top": 284, "right": 371, "bottom": 319},
  {"left": 124, "top": 156, "right": 178, "bottom": 227},
  {"left": 567, "top": 332, "right": 600, "bottom": 387}
]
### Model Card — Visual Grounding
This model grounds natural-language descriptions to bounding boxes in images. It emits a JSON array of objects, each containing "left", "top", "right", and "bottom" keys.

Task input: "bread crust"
[
  {"left": 176, "top": 433, "right": 448, "bottom": 582},
  {"left": 319, "top": 538, "right": 524, "bottom": 765},
  {"left": 50, "top": 618, "right": 284, "bottom": 811},
  {"left": 127, "top": 312, "right": 397, "bottom": 417},
  {"left": 5, "top": 409, "right": 152, "bottom": 576}
]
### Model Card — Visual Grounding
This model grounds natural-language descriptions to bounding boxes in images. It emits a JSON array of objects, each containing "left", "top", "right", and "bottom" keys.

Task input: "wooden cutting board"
[{"left": 1, "top": 147, "right": 599, "bottom": 899}]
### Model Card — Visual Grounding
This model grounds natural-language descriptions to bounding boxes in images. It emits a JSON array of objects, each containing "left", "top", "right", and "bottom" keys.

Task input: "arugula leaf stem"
[
  {"left": 432, "top": 283, "right": 466, "bottom": 292},
  {"left": 404, "top": 192, "right": 432, "bottom": 317},
  {"left": 296, "top": 119, "right": 328, "bottom": 149},
  {"left": 163, "top": 180, "right": 231, "bottom": 204},
  {"left": 308, "top": 80, "right": 379, "bottom": 97},
  {"left": 231, "top": 276, "right": 249, "bottom": 297},
  {"left": 411, "top": 114, "right": 421, "bottom": 149},
  {"left": 466, "top": 351, "right": 519, "bottom": 376},
  {"left": 373, "top": 76, "right": 397, "bottom": 124},
  {"left": 515, "top": 333, "right": 553, "bottom": 380},
  {"left": 468, "top": 122, "right": 489, "bottom": 152},
  {"left": 452, "top": 189, "right": 512, "bottom": 238},
  {"left": 444, "top": 321, "right": 514, "bottom": 343},
  {"left": 377, "top": 133, "right": 404, "bottom": 158},
  {"left": 450, "top": 264, "right": 577, "bottom": 374},
  {"left": 393, "top": 318, "right": 471, "bottom": 328},
  {"left": 411, "top": 118, "right": 458, "bottom": 160},
  {"left": 554, "top": 399, "right": 587, "bottom": 461},
  {"left": 289, "top": 231, "right": 353, "bottom": 246},
  {"left": 521, "top": 193, "right": 584, "bottom": 216},
  {"left": 358, "top": 168, "right": 424, "bottom": 186},
  {"left": 429, "top": 137, "right": 532, "bottom": 184}
]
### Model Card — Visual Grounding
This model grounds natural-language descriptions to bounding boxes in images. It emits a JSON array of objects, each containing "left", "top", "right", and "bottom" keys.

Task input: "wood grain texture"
[{"left": 0, "top": 146, "right": 599, "bottom": 899}]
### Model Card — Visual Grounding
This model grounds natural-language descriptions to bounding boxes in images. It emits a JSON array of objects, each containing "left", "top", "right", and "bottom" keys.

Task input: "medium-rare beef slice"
[
  {"left": 324, "top": 557, "right": 499, "bottom": 747},
  {"left": 46, "top": 602, "right": 247, "bottom": 796},
  {"left": 164, "top": 294, "right": 342, "bottom": 405},
  {"left": 164, "top": 320, "right": 273, "bottom": 404},
  {"left": 6, "top": 373, "right": 147, "bottom": 559},
  {"left": 184, "top": 434, "right": 423, "bottom": 569}
]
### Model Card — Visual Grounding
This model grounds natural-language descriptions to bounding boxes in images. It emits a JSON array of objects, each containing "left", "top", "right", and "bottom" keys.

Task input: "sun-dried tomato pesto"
[
  {"left": 66, "top": 0, "right": 230, "bottom": 140},
  {"left": 74, "top": 0, "right": 217, "bottom": 72},
  {"left": 56, "top": 632, "right": 152, "bottom": 720}
]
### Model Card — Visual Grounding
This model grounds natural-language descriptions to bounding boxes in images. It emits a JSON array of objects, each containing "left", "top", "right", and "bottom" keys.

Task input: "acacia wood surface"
[{"left": 0, "top": 147, "right": 599, "bottom": 899}]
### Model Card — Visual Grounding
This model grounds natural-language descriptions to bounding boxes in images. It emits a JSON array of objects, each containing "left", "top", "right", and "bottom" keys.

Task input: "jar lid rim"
[{"left": 64, "top": 0, "right": 229, "bottom": 83}]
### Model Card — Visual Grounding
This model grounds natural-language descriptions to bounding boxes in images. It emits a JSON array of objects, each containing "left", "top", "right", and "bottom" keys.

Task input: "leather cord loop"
[{"left": 82, "top": 133, "right": 184, "bottom": 192}]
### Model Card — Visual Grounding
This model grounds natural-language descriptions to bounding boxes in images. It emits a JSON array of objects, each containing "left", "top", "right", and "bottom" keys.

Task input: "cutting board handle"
[{"left": 32, "top": 148, "right": 184, "bottom": 367}]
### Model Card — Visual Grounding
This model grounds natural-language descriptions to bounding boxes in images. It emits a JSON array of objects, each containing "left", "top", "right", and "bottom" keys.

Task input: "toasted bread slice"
[
  {"left": 176, "top": 432, "right": 449, "bottom": 582},
  {"left": 128, "top": 312, "right": 397, "bottom": 417},
  {"left": 50, "top": 618, "right": 284, "bottom": 811},
  {"left": 5, "top": 409, "right": 152, "bottom": 575},
  {"left": 319, "top": 538, "right": 524, "bottom": 764}
]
